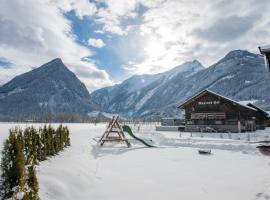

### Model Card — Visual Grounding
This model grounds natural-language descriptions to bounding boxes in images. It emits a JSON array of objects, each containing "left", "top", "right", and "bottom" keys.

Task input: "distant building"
[
  {"left": 156, "top": 118, "right": 185, "bottom": 132},
  {"left": 161, "top": 118, "right": 184, "bottom": 126},
  {"left": 178, "top": 89, "right": 269, "bottom": 133},
  {"left": 259, "top": 45, "right": 270, "bottom": 71}
]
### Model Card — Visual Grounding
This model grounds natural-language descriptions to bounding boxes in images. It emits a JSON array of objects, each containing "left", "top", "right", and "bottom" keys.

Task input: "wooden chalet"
[{"left": 178, "top": 89, "right": 269, "bottom": 133}]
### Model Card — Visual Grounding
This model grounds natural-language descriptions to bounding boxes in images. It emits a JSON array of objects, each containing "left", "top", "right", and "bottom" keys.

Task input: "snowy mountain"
[
  {"left": 91, "top": 60, "right": 205, "bottom": 118},
  {"left": 0, "top": 58, "right": 99, "bottom": 120},
  {"left": 1, "top": 50, "right": 269, "bottom": 120},
  {"left": 180, "top": 50, "right": 270, "bottom": 104},
  {"left": 91, "top": 50, "right": 270, "bottom": 118}
]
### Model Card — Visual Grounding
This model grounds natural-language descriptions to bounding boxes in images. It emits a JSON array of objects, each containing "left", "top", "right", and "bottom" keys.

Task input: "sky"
[{"left": 0, "top": 0, "right": 269, "bottom": 92}]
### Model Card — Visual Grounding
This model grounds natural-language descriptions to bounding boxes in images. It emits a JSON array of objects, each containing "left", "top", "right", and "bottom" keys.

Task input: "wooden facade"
[{"left": 178, "top": 90, "right": 269, "bottom": 133}]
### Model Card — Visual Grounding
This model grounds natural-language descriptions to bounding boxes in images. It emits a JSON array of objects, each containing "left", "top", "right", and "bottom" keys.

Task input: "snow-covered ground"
[{"left": 1, "top": 123, "right": 270, "bottom": 200}]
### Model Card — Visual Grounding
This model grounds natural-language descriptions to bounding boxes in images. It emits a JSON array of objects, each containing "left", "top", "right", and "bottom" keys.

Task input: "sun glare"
[{"left": 144, "top": 36, "right": 166, "bottom": 60}]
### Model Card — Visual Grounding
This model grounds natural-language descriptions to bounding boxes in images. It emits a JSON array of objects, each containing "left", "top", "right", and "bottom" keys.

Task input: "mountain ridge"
[
  {"left": 0, "top": 49, "right": 269, "bottom": 120},
  {"left": 0, "top": 58, "right": 99, "bottom": 120},
  {"left": 91, "top": 49, "right": 270, "bottom": 118},
  {"left": 91, "top": 59, "right": 206, "bottom": 117}
]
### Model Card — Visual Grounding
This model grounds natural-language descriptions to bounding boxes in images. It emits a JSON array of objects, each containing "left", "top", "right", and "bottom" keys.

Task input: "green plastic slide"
[{"left": 122, "top": 125, "right": 155, "bottom": 148}]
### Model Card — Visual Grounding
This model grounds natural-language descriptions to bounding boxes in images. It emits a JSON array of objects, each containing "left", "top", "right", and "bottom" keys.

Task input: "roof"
[
  {"left": 258, "top": 45, "right": 270, "bottom": 71},
  {"left": 178, "top": 89, "right": 260, "bottom": 112},
  {"left": 259, "top": 45, "right": 270, "bottom": 54},
  {"left": 246, "top": 103, "right": 269, "bottom": 116}
]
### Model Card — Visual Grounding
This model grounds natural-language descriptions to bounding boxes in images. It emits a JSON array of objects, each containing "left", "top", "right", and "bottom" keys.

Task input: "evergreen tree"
[
  {"left": 39, "top": 127, "right": 46, "bottom": 161},
  {"left": 0, "top": 129, "right": 26, "bottom": 199},
  {"left": 1, "top": 125, "right": 70, "bottom": 199},
  {"left": 64, "top": 126, "right": 71, "bottom": 147},
  {"left": 15, "top": 130, "right": 26, "bottom": 190},
  {"left": 24, "top": 127, "right": 32, "bottom": 164},
  {"left": 35, "top": 131, "right": 42, "bottom": 162},
  {"left": 24, "top": 165, "right": 39, "bottom": 200},
  {"left": 56, "top": 125, "right": 64, "bottom": 151},
  {"left": 30, "top": 127, "right": 38, "bottom": 165},
  {"left": 0, "top": 137, "right": 13, "bottom": 198},
  {"left": 47, "top": 125, "right": 54, "bottom": 156}
]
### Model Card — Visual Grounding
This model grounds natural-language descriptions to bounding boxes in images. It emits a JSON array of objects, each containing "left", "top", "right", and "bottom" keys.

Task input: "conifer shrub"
[{"left": 0, "top": 125, "right": 71, "bottom": 200}]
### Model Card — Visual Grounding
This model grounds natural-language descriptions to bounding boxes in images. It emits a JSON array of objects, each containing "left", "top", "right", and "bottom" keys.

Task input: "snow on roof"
[
  {"left": 237, "top": 100, "right": 259, "bottom": 111},
  {"left": 259, "top": 45, "right": 270, "bottom": 54},
  {"left": 259, "top": 46, "right": 270, "bottom": 71},
  {"left": 178, "top": 89, "right": 258, "bottom": 112},
  {"left": 205, "top": 90, "right": 258, "bottom": 111},
  {"left": 246, "top": 103, "right": 269, "bottom": 116}
]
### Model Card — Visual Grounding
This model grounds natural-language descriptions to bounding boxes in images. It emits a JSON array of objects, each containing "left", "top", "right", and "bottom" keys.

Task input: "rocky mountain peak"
[
  {"left": 0, "top": 58, "right": 99, "bottom": 119},
  {"left": 224, "top": 50, "right": 261, "bottom": 60},
  {"left": 37, "top": 58, "right": 68, "bottom": 72}
]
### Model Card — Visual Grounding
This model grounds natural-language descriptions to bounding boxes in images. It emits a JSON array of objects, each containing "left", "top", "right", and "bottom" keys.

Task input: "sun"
[{"left": 144, "top": 36, "right": 166, "bottom": 61}]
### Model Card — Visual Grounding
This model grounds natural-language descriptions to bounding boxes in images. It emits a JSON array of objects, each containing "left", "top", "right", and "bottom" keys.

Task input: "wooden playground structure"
[{"left": 99, "top": 116, "right": 131, "bottom": 147}]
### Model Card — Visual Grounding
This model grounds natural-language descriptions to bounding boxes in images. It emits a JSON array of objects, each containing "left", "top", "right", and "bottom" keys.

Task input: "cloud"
[
  {"left": 0, "top": 57, "right": 12, "bottom": 69},
  {"left": 193, "top": 15, "right": 261, "bottom": 42},
  {"left": 95, "top": 7, "right": 128, "bottom": 35},
  {"left": 1, "top": 0, "right": 270, "bottom": 90},
  {"left": 94, "top": 0, "right": 164, "bottom": 35},
  {"left": 88, "top": 38, "right": 106, "bottom": 48},
  {"left": 66, "top": 61, "right": 114, "bottom": 91},
  {"left": 0, "top": 0, "right": 114, "bottom": 91},
  {"left": 51, "top": 0, "right": 97, "bottom": 19},
  {"left": 94, "top": 0, "right": 139, "bottom": 35},
  {"left": 121, "top": 0, "right": 270, "bottom": 74},
  {"left": 122, "top": 0, "right": 208, "bottom": 74}
]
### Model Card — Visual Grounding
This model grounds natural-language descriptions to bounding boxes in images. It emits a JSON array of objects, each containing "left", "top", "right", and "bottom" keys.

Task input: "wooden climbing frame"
[{"left": 99, "top": 116, "right": 131, "bottom": 147}]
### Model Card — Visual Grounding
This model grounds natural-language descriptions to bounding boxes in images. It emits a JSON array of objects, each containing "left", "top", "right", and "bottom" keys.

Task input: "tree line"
[{"left": 0, "top": 125, "right": 71, "bottom": 200}]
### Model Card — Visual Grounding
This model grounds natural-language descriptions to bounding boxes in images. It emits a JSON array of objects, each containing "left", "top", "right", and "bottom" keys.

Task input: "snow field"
[{"left": 0, "top": 123, "right": 270, "bottom": 200}]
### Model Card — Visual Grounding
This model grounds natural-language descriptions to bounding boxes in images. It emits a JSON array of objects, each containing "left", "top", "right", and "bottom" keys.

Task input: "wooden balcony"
[{"left": 191, "top": 112, "right": 226, "bottom": 120}]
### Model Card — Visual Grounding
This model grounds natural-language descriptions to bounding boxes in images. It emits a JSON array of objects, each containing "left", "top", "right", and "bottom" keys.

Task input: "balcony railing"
[{"left": 191, "top": 112, "right": 226, "bottom": 120}]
